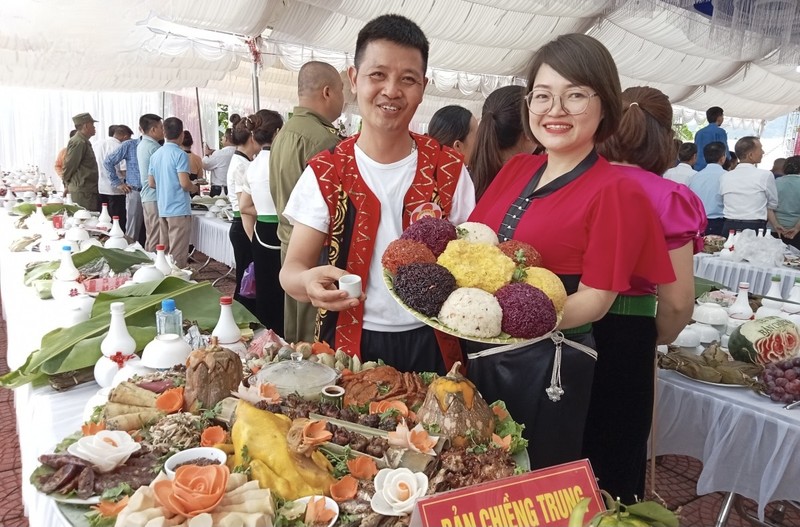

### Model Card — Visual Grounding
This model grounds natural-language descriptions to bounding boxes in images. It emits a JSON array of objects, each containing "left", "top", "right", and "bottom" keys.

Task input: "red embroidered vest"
[{"left": 308, "top": 133, "right": 463, "bottom": 361}]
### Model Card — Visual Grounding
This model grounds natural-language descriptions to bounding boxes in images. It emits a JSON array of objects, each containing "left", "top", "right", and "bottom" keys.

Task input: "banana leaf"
[
  {"left": 0, "top": 277, "right": 259, "bottom": 388},
  {"left": 694, "top": 276, "right": 726, "bottom": 299},
  {"left": 12, "top": 203, "right": 83, "bottom": 217},
  {"left": 23, "top": 246, "right": 151, "bottom": 286}
]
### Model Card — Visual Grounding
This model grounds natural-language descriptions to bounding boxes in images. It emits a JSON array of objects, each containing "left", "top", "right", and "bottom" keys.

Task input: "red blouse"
[{"left": 469, "top": 153, "right": 675, "bottom": 292}]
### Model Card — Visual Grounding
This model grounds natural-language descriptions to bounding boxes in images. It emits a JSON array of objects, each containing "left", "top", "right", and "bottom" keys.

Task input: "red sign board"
[{"left": 410, "top": 459, "right": 603, "bottom": 527}]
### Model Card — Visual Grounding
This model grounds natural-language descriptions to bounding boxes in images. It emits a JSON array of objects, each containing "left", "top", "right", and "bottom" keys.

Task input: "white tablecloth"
[
  {"left": 0, "top": 213, "right": 93, "bottom": 527},
  {"left": 190, "top": 211, "right": 235, "bottom": 268},
  {"left": 654, "top": 369, "right": 800, "bottom": 519},
  {"left": 694, "top": 252, "right": 800, "bottom": 297}
]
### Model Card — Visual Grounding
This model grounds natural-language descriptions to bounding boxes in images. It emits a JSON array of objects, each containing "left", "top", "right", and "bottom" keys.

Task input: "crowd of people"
[{"left": 52, "top": 12, "right": 795, "bottom": 502}]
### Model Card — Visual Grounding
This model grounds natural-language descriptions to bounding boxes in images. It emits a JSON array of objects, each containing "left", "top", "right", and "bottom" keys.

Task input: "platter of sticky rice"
[{"left": 382, "top": 217, "right": 565, "bottom": 344}]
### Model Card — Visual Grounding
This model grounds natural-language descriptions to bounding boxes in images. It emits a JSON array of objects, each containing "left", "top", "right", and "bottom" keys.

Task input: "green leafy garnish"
[
  {"left": 376, "top": 382, "right": 391, "bottom": 395},
  {"left": 89, "top": 405, "right": 105, "bottom": 424},
  {"left": 232, "top": 445, "right": 252, "bottom": 476},
  {"left": 350, "top": 402, "right": 370, "bottom": 415},
  {"left": 419, "top": 371, "right": 438, "bottom": 385},
  {"left": 100, "top": 482, "right": 134, "bottom": 502},
  {"left": 491, "top": 400, "right": 528, "bottom": 455},
  {"left": 514, "top": 248, "right": 527, "bottom": 265},
  {"left": 321, "top": 446, "right": 352, "bottom": 479},
  {"left": 512, "top": 265, "right": 528, "bottom": 282},
  {"left": 379, "top": 408, "right": 400, "bottom": 420},
  {"left": 54, "top": 431, "right": 82, "bottom": 453},
  {"left": 85, "top": 510, "right": 117, "bottom": 527},
  {"left": 422, "top": 422, "right": 442, "bottom": 434},
  {"left": 456, "top": 226, "right": 469, "bottom": 239}
]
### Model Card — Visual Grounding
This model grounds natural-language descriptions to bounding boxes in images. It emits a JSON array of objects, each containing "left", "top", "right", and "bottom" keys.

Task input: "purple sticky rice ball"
[
  {"left": 494, "top": 282, "right": 556, "bottom": 338},
  {"left": 400, "top": 216, "right": 457, "bottom": 257},
  {"left": 394, "top": 262, "right": 456, "bottom": 317}
]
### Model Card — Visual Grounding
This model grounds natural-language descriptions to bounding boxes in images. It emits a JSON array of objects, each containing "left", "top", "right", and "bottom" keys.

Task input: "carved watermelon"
[{"left": 728, "top": 316, "right": 800, "bottom": 365}]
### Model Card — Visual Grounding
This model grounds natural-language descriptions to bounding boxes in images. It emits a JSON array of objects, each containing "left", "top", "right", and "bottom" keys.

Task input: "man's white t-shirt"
[{"left": 284, "top": 144, "right": 475, "bottom": 333}]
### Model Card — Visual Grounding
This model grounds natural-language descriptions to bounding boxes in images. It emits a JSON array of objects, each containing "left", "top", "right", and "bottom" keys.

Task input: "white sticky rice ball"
[
  {"left": 438, "top": 287, "right": 503, "bottom": 338},
  {"left": 456, "top": 222, "right": 499, "bottom": 245}
]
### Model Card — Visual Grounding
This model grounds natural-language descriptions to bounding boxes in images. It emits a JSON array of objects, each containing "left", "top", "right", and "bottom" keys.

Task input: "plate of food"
[
  {"left": 673, "top": 370, "right": 752, "bottom": 388},
  {"left": 381, "top": 218, "right": 565, "bottom": 344}
]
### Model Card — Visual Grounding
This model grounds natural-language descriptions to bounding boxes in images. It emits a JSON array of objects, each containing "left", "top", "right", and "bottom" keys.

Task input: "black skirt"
[
  {"left": 251, "top": 221, "right": 284, "bottom": 333},
  {"left": 582, "top": 313, "right": 656, "bottom": 503},
  {"left": 466, "top": 332, "right": 597, "bottom": 470},
  {"left": 360, "top": 326, "right": 446, "bottom": 375},
  {"left": 228, "top": 218, "right": 256, "bottom": 315}
]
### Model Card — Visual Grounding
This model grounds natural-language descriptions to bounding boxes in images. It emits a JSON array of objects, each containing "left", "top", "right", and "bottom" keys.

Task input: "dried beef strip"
[{"left": 40, "top": 463, "right": 83, "bottom": 494}]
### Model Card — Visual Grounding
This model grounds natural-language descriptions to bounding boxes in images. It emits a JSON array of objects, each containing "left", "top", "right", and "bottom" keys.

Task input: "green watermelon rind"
[{"left": 728, "top": 316, "right": 800, "bottom": 365}]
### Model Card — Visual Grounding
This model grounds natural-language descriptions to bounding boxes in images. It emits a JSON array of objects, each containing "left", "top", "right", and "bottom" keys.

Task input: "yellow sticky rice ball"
[
  {"left": 523, "top": 267, "right": 567, "bottom": 313},
  {"left": 437, "top": 239, "right": 515, "bottom": 294}
]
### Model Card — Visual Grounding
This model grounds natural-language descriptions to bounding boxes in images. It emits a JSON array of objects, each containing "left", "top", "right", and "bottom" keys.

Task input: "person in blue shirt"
[
  {"left": 147, "top": 117, "right": 198, "bottom": 268},
  {"left": 688, "top": 141, "right": 727, "bottom": 236},
  {"left": 693, "top": 106, "right": 729, "bottom": 171},
  {"left": 137, "top": 114, "right": 165, "bottom": 251},
  {"left": 104, "top": 133, "right": 145, "bottom": 245}
]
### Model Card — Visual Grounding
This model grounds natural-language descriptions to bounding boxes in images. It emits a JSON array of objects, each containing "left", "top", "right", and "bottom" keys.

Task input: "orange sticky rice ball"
[{"left": 382, "top": 239, "right": 436, "bottom": 274}]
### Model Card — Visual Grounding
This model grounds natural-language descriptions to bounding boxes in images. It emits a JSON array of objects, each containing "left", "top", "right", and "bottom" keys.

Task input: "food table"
[
  {"left": 190, "top": 210, "right": 235, "bottom": 269},
  {"left": 694, "top": 253, "right": 800, "bottom": 297},
  {"left": 0, "top": 214, "right": 93, "bottom": 527},
  {"left": 654, "top": 368, "right": 800, "bottom": 524}
]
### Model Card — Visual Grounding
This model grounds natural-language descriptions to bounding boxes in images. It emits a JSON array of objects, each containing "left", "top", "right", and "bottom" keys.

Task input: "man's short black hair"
[
  {"left": 108, "top": 125, "right": 117, "bottom": 137},
  {"left": 703, "top": 141, "right": 727, "bottom": 164},
  {"left": 139, "top": 113, "right": 162, "bottom": 134},
  {"left": 114, "top": 125, "right": 134, "bottom": 137},
  {"left": 163, "top": 117, "right": 183, "bottom": 141},
  {"left": 354, "top": 14, "right": 429, "bottom": 72},
  {"left": 734, "top": 136, "right": 759, "bottom": 160},
  {"left": 706, "top": 106, "right": 723, "bottom": 123},
  {"left": 677, "top": 142, "right": 697, "bottom": 163}
]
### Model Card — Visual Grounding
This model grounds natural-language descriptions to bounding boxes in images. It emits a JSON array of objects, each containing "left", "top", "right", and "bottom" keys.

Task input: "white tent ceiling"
[{"left": 1, "top": 0, "right": 800, "bottom": 123}]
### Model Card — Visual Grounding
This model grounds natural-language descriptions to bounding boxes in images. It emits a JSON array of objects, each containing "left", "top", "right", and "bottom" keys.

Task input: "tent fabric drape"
[{"left": 0, "top": 1, "right": 799, "bottom": 122}]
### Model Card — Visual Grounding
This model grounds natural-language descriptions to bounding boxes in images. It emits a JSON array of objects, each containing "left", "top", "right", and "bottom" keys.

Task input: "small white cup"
[{"left": 339, "top": 274, "right": 362, "bottom": 298}]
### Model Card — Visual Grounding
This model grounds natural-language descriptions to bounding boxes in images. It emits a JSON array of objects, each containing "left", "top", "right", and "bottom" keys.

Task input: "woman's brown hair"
[
  {"left": 596, "top": 86, "right": 675, "bottom": 176},
  {"left": 521, "top": 33, "right": 622, "bottom": 145},
  {"left": 470, "top": 85, "right": 527, "bottom": 200}
]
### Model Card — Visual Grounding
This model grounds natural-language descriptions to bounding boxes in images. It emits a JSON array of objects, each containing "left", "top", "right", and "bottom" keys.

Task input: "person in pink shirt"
[{"left": 591, "top": 86, "right": 707, "bottom": 502}]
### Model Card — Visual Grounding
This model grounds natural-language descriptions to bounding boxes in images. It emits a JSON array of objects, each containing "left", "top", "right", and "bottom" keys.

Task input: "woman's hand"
[{"left": 301, "top": 265, "right": 366, "bottom": 312}]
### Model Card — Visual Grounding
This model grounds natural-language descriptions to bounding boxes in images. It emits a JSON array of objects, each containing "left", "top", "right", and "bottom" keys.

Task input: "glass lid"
[{"left": 252, "top": 351, "right": 339, "bottom": 390}]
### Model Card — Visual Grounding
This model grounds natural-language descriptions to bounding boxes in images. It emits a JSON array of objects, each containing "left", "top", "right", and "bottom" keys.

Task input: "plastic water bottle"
[{"left": 156, "top": 298, "right": 183, "bottom": 336}]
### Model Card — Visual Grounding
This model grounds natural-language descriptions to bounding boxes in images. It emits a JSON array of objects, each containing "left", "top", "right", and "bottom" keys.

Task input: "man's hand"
[
  {"left": 203, "top": 143, "right": 214, "bottom": 156},
  {"left": 301, "top": 265, "right": 366, "bottom": 312},
  {"left": 785, "top": 227, "right": 799, "bottom": 239},
  {"left": 116, "top": 183, "right": 132, "bottom": 194}
]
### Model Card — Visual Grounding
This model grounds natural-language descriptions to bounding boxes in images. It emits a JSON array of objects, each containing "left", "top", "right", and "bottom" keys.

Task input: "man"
[
  {"left": 693, "top": 106, "right": 729, "bottom": 171},
  {"left": 202, "top": 129, "right": 235, "bottom": 197},
  {"left": 270, "top": 60, "right": 345, "bottom": 343},
  {"left": 772, "top": 158, "right": 786, "bottom": 179},
  {"left": 720, "top": 136, "right": 778, "bottom": 233},
  {"left": 663, "top": 142, "right": 697, "bottom": 185},
  {"left": 688, "top": 141, "right": 727, "bottom": 236},
  {"left": 280, "top": 15, "right": 476, "bottom": 373},
  {"left": 104, "top": 116, "right": 157, "bottom": 245},
  {"left": 63, "top": 112, "right": 100, "bottom": 211},
  {"left": 96, "top": 125, "right": 133, "bottom": 231},
  {"left": 148, "top": 117, "right": 197, "bottom": 268},
  {"left": 54, "top": 130, "right": 77, "bottom": 179},
  {"left": 137, "top": 114, "right": 165, "bottom": 251}
]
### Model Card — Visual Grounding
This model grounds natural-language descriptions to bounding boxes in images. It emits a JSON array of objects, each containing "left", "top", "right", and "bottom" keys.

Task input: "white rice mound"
[
  {"left": 438, "top": 287, "right": 503, "bottom": 338},
  {"left": 457, "top": 222, "right": 499, "bottom": 245}
]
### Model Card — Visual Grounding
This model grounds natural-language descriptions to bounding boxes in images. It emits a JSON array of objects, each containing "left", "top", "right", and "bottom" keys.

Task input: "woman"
[
  {"left": 772, "top": 155, "right": 800, "bottom": 249},
  {"left": 466, "top": 34, "right": 675, "bottom": 470},
  {"left": 238, "top": 110, "right": 285, "bottom": 330},
  {"left": 469, "top": 85, "right": 539, "bottom": 199},
  {"left": 428, "top": 105, "right": 478, "bottom": 167},
  {"left": 226, "top": 115, "right": 261, "bottom": 314},
  {"left": 180, "top": 130, "right": 204, "bottom": 180},
  {"left": 593, "top": 86, "right": 706, "bottom": 502}
]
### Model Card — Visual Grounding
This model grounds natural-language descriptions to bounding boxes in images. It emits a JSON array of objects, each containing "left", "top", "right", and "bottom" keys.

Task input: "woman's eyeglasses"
[{"left": 525, "top": 89, "right": 598, "bottom": 115}]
